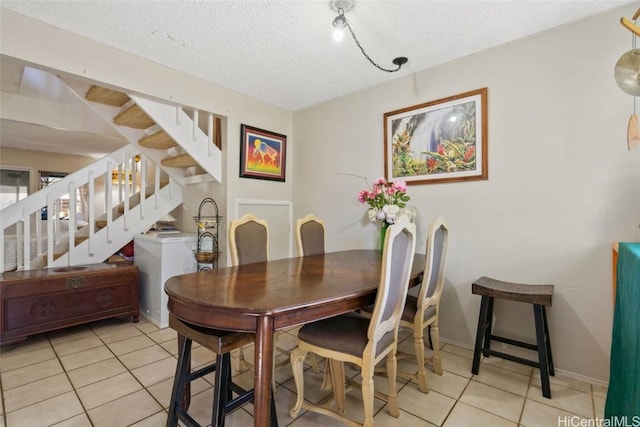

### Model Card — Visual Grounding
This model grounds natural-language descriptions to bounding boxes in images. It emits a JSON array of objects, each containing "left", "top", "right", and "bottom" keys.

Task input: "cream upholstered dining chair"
[
  {"left": 400, "top": 215, "right": 449, "bottom": 392},
  {"left": 228, "top": 213, "right": 270, "bottom": 266},
  {"left": 363, "top": 214, "right": 450, "bottom": 394},
  {"left": 228, "top": 214, "right": 270, "bottom": 371},
  {"left": 295, "top": 214, "right": 325, "bottom": 257},
  {"left": 294, "top": 214, "right": 326, "bottom": 373},
  {"left": 289, "top": 214, "right": 417, "bottom": 427}
]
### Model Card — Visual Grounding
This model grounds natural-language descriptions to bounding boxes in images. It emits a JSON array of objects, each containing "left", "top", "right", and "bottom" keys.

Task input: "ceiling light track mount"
[{"left": 330, "top": 0, "right": 407, "bottom": 73}]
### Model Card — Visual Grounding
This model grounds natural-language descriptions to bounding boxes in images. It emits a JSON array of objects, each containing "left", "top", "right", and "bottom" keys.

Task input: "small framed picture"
[{"left": 239, "top": 124, "right": 287, "bottom": 182}]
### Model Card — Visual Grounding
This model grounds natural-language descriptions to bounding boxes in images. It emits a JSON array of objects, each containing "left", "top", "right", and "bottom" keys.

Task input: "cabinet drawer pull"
[{"left": 66, "top": 277, "right": 85, "bottom": 289}]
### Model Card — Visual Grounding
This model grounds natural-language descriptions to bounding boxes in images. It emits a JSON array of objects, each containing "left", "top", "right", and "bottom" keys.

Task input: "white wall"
[
  {"left": 0, "top": 147, "right": 95, "bottom": 193},
  {"left": 1, "top": 9, "right": 294, "bottom": 266},
  {"left": 293, "top": 4, "right": 640, "bottom": 383}
]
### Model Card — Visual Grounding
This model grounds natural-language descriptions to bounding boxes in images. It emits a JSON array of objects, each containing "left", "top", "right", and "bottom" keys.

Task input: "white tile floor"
[{"left": 0, "top": 317, "right": 606, "bottom": 427}]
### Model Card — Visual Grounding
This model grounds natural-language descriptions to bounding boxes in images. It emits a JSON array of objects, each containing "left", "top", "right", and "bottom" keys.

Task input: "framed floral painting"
[
  {"left": 239, "top": 124, "right": 287, "bottom": 182},
  {"left": 384, "top": 87, "right": 488, "bottom": 185}
]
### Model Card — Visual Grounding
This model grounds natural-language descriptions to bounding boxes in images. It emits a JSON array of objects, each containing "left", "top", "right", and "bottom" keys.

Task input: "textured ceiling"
[{"left": 1, "top": 0, "right": 631, "bottom": 111}]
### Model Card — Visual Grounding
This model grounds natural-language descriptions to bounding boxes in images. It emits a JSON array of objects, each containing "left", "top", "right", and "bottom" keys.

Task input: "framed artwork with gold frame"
[{"left": 384, "top": 87, "right": 488, "bottom": 185}]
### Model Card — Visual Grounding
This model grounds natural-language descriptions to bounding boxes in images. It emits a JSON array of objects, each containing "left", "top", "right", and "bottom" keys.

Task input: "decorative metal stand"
[{"left": 193, "top": 198, "right": 221, "bottom": 271}]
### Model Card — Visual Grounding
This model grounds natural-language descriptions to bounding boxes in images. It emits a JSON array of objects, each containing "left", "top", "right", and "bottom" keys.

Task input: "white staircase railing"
[
  {"left": 0, "top": 74, "right": 223, "bottom": 272},
  {"left": 1, "top": 146, "right": 183, "bottom": 272},
  {"left": 131, "top": 95, "right": 222, "bottom": 183},
  {"left": 61, "top": 78, "right": 222, "bottom": 185}
]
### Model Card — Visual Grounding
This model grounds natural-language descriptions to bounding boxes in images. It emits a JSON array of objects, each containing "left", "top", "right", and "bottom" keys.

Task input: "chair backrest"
[
  {"left": 416, "top": 215, "right": 450, "bottom": 318},
  {"left": 228, "top": 213, "right": 269, "bottom": 266},
  {"left": 295, "top": 214, "right": 326, "bottom": 256},
  {"left": 367, "top": 214, "right": 417, "bottom": 357}
]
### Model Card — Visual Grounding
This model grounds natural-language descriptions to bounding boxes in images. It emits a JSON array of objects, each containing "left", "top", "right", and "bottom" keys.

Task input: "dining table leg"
[{"left": 254, "top": 315, "right": 275, "bottom": 427}]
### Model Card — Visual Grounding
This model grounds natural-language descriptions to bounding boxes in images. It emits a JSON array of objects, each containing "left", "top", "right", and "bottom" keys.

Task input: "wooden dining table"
[{"left": 165, "top": 249, "right": 425, "bottom": 427}]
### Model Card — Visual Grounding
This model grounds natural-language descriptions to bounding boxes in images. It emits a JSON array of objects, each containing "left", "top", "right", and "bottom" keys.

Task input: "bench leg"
[
  {"left": 534, "top": 304, "right": 552, "bottom": 399},
  {"left": 542, "top": 306, "right": 554, "bottom": 376},
  {"left": 472, "top": 295, "right": 491, "bottom": 374},
  {"left": 482, "top": 297, "right": 494, "bottom": 356}
]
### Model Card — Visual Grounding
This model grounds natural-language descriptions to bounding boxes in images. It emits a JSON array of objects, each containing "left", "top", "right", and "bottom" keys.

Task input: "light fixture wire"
[{"left": 335, "top": 7, "right": 407, "bottom": 73}]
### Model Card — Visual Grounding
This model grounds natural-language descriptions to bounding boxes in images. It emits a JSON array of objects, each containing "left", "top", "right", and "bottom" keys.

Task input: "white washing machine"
[{"left": 134, "top": 232, "right": 197, "bottom": 328}]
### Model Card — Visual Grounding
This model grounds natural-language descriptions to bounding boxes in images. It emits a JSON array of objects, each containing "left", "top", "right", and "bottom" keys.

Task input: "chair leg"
[
  {"left": 413, "top": 331, "right": 429, "bottom": 393},
  {"left": 360, "top": 363, "right": 375, "bottom": 427},
  {"left": 329, "top": 359, "right": 347, "bottom": 415},
  {"left": 237, "top": 345, "right": 247, "bottom": 371},
  {"left": 212, "top": 352, "right": 230, "bottom": 427},
  {"left": 429, "top": 321, "right": 443, "bottom": 376},
  {"left": 289, "top": 347, "right": 307, "bottom": 418},
  {"left": 231, "top": 349, "right": 240, "bottom": 373},
  {"left": 309, "top": 354, "right": 322, "bottom": 373},
  {"left": 384, "top": 351, "right": 400, "bottom": 418},
  {"left": 472, "top": 295, "right": 490, "bottom": 374},
  {"left": 319, "top": 359, "right": 332, "bottom": 391},
  {"left": 534, "top": 304, "right": 552, "bottom": 399},
  {"left": 167, "top": 337, "right": 192, "bottom": 427}
]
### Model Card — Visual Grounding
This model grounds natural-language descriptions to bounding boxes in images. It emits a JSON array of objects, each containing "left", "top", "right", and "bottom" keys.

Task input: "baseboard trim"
[{"left": 438, "top": 337, "right": 609, "bottom": 388}]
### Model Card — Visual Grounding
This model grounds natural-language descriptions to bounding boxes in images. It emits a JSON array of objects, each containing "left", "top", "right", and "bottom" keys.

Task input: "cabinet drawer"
[{"left": 4, "top": 282, "right": 135, "bottom": 330}]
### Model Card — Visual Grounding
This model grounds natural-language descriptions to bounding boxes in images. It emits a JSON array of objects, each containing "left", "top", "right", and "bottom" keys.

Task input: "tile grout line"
[
  {"left": 0, "top": 362, "right": 6, "bottom": 427},
  {"left": 517, "top": 367, "right": 535, "bottom": 426},
  {"left": 47, "top": 331, "right": 96, "bottom": 427},
  {"left": 460, "top": 357, "right": 534, "bottom": 427},
  {"left": 439, "top": 373, "right": 474, "bottom": 426}
]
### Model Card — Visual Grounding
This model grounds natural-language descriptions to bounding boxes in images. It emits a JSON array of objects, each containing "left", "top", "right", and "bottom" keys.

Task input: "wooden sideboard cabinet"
[{"left": 1, "top": 263, "right": 139, "bottom": 345}]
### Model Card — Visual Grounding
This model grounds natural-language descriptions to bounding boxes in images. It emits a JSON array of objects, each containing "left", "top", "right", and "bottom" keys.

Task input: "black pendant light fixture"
[{"left": 330, "top": 0, "right": 408, "bottom": 73}]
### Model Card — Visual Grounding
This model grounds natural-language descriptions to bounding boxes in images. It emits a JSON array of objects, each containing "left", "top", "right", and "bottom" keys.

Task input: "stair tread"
[
  {"left": 161, "top": 154, "right": 198, "bottom": 168},
  {"left": 114, "top": 104, "right": 155, "bottom": 129},
  {"left": 139, "top": 131, "right": 177, "bottom": 149},
  {"left": 85, "top": 86, "right": 130, "bottom": 106},
  {"left": 182, "top": 174, "right": 215, "bottom": 185}
]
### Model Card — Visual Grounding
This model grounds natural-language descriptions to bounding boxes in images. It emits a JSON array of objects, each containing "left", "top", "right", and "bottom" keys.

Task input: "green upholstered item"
[{"left": 605, "top": 242, "right": 640, "bottom": 419}]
